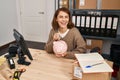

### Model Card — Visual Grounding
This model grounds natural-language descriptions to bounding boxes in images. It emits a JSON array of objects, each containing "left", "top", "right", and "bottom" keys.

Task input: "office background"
[
  {"left": 0, "top": 0, "right": 55, "bottom": 46},
  {"left": 0, "top": 0, "right": 120, "bottom": 55}
]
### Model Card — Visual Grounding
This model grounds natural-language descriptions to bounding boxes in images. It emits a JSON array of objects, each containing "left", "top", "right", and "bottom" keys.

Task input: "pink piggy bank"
[{"left": 53, "top": 40, "right": 67, "bottom": 54}]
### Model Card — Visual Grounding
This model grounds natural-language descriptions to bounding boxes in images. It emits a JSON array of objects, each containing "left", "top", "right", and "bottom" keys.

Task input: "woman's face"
[{"left": 56, "top": 11, "right": 69, "bottom": 29}]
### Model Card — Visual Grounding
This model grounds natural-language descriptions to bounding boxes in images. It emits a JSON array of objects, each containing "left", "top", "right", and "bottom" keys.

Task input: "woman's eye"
[
  {"left": 59, "top": 16, "right": 68, "bottom": 18},
  {"left": 59, "top": 16, "right": 63, "bottom": 18},
  {"left": 65, "top": 16, "right": 69, "bottom": 18}
]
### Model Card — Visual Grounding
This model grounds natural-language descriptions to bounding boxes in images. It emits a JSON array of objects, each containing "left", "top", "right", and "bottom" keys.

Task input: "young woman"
[{"left": 45, "top": 7, "right": 86, "bottom": 59}]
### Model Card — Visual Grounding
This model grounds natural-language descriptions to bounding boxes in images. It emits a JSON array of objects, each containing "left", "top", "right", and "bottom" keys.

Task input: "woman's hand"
[
  {"left": 55, "top": 52, "right": 67, "bottom": 58},
  {"left": 55, "top": 53, "right": 62, "bottom": 57},
  {"left": 53, "top": 33, "right": 61, "bottom": 41}
]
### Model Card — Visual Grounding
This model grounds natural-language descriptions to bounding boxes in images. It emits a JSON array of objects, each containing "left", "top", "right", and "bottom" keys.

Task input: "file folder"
[
  {"left": 86, "top": 16, "right": 90, "bottom": 35},
  {"left": 106, "top": 17, "right": 112, "bottom": 37},
  {"left": 75, "top": 16, "right": 81, "bottom": 33},
  {"left": 76, "top": 16, "right": 80, "bottom": 27},
  {"left": 95, "top": 16, "right": 101, "bottom": 36},
  {"left": 72, "top": 15, "right": 76, "bottom": 25},
  {"left": 80, "top": 16, "right": 85, "bottom": 34},
  {"left": 90, "top": 17, "right": 95, "bottom": 35},
  {"left": 111, "top": 17, "right": 119, "bottom": 37},
  {"left": 100, "top": 17, "right": 106, "bottom": 37}
]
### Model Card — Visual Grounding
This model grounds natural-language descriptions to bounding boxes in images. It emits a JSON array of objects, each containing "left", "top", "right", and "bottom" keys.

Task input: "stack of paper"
[{"left": 75, "top": 53, "right": 113, "bottom": 73}]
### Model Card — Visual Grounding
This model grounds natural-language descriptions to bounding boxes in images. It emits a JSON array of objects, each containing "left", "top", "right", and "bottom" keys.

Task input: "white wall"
[
  {"left": 46, "top": 0, "right": 55, "bottom": 39},
  {"left": 0, "top": 0, "right": 55, "bottom": 46},
  {"left": 0, "top": 0, "right": 19, "bottom": 46}
]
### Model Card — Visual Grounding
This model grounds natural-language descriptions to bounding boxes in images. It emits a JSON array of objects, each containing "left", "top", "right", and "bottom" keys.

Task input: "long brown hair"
[{"left": 52, "top": 7, "right": 74, "bottom": 30}]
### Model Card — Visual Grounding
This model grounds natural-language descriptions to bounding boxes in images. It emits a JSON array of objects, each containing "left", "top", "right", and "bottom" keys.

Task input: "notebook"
[{"left": 75, "top": 52, "right": 113, "bottom": 73}]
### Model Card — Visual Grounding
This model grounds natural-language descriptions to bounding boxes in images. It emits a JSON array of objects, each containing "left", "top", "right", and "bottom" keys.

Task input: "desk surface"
[
  {"left": 0, "top": 49, "right": 113, "bottom": 80},
  {"left": 0, "top": 49, "right": 75, "bottom": 80},
  {"left": 21, "top": 49, "right": 75, "bottom": 80}
]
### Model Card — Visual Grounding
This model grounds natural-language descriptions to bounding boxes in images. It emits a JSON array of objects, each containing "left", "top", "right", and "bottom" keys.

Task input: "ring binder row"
[{"left": 72, "top": 14, "right": 119, "bottom": 38}]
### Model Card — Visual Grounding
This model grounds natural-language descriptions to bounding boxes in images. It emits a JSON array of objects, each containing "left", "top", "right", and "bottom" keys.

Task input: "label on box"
[
  {"left": 86, "top": 39, "right": 92, "bottom": 46},
  {"left": 74, "top": 66, "right": 82, "bottom": 79}
]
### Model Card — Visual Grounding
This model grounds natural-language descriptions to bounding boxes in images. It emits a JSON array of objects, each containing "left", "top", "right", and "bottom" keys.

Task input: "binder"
[
  {"left": 100, "top": 17, "right": 106, "bottom": 37},
  {"left": 111, "top": 17, "right": 119, "bottom": 37},
  {"left": 86, "top": 16, "right": 90, "bottom": 35},
  {"left": 75, "top": 16, "right": 81, "bottom": 33},
  {"left": 112, "top": 17, "right": 118, "bottom": 30},
  {"left": 95, "top": 16, "right": 101, "bottom": 36},
  {"left": 80, "top": 16, "right": 85, "bottom": 34},
  {"left": 90, "top": 17, "right": 95, "bottom": 35},
  {"left": 106, "top": 17, "right": 112, "bottom": 37},
  {"left": 76, "top": 16, "right": 80, "bottom": 27},
  {"left": 72, "top": 15, "right": 76, "bottom": 25}
]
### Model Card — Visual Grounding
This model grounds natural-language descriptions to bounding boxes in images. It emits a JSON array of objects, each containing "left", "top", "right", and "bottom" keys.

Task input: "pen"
[{"left": 85, "top": 62, "right": 103, "bottom": 68}]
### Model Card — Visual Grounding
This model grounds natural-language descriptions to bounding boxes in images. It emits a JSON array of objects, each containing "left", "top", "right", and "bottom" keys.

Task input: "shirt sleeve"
[{"left": 44, "top": 29, "right": 54, "bottom": 53}]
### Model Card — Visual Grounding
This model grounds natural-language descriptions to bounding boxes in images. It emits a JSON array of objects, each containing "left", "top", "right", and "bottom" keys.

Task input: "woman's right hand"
[
  {"left": 55, "top": 52, "right": 67, "bottom": 58},
  {"left": 53, "top": 33, "right": 61, "bottom": 41}
]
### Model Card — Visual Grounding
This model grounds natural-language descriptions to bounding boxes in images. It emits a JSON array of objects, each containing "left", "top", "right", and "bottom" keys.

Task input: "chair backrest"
[{"left": 110, "top": 44, "right": 120, "bottom": 66}]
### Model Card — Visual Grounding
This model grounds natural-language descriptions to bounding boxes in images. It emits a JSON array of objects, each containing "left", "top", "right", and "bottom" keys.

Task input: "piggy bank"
[{"left": 53, "top": 40, "right": 67, "bottom": 54}]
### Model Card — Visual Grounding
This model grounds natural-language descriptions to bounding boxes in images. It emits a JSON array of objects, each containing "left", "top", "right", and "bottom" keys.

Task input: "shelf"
[
  {"left": 83, "top": 35, "right": 120, "bottom": 41},
  {"left": 71, "top": 9, "right": 120, "bottom": 41}
]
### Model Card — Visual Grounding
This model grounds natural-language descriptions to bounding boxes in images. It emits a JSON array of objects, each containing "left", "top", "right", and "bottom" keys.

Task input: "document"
[{"left": 75, "top": 53, "right": 113, "bottom": 73}]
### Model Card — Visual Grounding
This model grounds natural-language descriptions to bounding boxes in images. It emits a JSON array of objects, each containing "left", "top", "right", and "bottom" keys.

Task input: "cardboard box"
[
  {"left": 73, "top": 60, "right": 113, "bottom": 80},
  {"left": 86, "top": 39, "right": 103, "bottom": 54}
]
